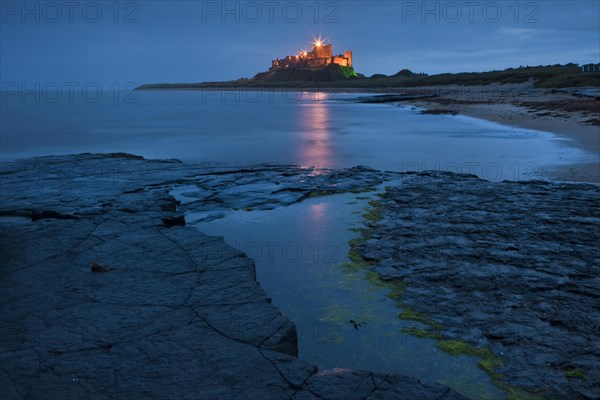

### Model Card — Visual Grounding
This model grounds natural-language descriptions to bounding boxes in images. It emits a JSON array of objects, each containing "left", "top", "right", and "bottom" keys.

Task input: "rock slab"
[
  {"left": 355, "top": 172, "right": 600, "bottom": 400},
  {"left": 0, "top": 154, "right": 464, "bottom": 399}
]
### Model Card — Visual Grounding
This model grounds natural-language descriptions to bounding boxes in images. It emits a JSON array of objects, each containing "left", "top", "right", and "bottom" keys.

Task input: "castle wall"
[{"left": 332, "top": 56, "right": 348, "bottom": 67}]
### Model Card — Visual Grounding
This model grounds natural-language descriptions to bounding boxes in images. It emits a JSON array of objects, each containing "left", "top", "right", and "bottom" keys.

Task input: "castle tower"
[
  {"left": 344, "top": 51, "right": 352, "bottom": 67},
  {"left": 313, "top": 43, "right": 332, "bottom": 60}
]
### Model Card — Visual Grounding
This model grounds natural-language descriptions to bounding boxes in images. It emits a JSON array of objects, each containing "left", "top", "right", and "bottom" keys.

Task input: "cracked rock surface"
[
  {"left": 0, "top": 154, "right": 464, "bottom": 399},
  {"left": 355, "top": 172, "right": 600, "bottom": 400}
]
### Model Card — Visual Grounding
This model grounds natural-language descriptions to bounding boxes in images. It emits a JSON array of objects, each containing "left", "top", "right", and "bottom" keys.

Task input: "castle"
[{"left": 271, "top": 39, "right": 352, "bottom": 71}]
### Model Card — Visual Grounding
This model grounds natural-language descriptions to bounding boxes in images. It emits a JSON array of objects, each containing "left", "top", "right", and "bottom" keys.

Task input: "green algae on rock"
[{"left": 348, "top": 172, "right": 600, "bottom": 399}]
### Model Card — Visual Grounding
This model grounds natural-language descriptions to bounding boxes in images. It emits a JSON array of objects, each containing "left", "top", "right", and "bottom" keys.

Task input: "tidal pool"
[{"left": 192, "top": 189, "right": 507, "bottom": 400}]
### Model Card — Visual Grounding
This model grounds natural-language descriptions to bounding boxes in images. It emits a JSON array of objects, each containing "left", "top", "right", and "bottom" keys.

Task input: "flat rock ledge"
[
  {"left": 355, "top": 172, "right": 600, "bottom": 400},
  {"left": 0, "top": 154, "right": 465, "bottom": 399}
]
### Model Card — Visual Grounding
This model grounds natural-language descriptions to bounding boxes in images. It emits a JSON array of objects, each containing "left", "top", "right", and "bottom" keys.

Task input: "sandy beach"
[{"left": 391, "top": 83, "right": 600, "bottom": 183}]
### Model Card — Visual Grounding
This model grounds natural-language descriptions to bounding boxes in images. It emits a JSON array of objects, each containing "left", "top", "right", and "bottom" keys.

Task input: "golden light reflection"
[
  {"left": 309, "top": 202, "right": 327, "bottom": 222},
  {"left": 297, "top": 94, "right": 334, "bottom": 172}
]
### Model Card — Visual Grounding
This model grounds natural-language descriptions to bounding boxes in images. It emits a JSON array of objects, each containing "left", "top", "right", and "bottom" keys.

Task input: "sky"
[{"left": 1, "top": 0, "right": 599, "bottom": 87}]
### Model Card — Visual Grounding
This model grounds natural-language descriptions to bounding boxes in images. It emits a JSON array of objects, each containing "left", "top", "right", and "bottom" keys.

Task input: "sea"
[{"left": 1, "top": 90, "right": 594, "bottom": 181}]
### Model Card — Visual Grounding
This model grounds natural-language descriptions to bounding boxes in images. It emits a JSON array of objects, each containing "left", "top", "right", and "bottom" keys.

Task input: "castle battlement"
[{"left": 271, "top": 39, "right": 352, "bottom": 71}]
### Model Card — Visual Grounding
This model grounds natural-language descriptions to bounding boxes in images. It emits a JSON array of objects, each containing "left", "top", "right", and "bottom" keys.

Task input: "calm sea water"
[{"left": 0, "top": 90, "right": 593, "bottom": 181}]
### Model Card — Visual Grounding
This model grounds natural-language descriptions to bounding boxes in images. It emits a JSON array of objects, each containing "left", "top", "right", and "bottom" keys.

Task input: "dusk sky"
[{"left": 1, "top": 1, "right": 599, "bottom": 87}]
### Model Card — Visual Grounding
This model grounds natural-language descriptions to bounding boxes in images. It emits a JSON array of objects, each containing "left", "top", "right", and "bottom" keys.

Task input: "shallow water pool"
[{"left": 193, "top": 190, "right": 506, "bottom": 399}]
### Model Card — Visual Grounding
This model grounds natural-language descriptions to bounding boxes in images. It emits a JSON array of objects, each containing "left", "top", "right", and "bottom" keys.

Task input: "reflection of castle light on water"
[
  {"left": 309, "top": 202, "right": 327, "bottom": 222},
  {"left": 271, "top": 37, "right": 352, "bottom": 71},
  {"left": 298, "top": 96, "right": 333, "bottom": 170}
]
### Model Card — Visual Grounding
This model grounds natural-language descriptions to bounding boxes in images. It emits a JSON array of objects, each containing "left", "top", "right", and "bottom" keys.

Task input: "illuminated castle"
[{"left": 271, "top": 38, "right": 352, "bottom": 71}]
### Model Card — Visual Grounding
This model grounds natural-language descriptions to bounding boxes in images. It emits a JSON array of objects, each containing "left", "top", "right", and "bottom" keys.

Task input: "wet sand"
[{"left": 392, "top": 84, "right": 599, "bottom": 183}]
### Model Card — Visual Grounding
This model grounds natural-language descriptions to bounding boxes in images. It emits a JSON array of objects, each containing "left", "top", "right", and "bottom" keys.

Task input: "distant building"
[
  {"left": 271, "top": 39, "right": 352, "bottom": 71},
  {"left": 581, "top": 63, "right": 600, "bottom": 73}
]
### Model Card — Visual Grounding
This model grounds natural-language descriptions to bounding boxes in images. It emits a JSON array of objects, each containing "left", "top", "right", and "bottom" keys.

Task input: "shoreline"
[
  {"left": 137, "top": 84, "right": 599, "bottom": 183},
  {"left": 389, "top": 84, "right": 599, "bottom": 184},
  {"left": 3, "top": 85, "right": 598, "bottom": 184},
  {"left": 408, "top": 101, "right": 600, "bottom": 183}
]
